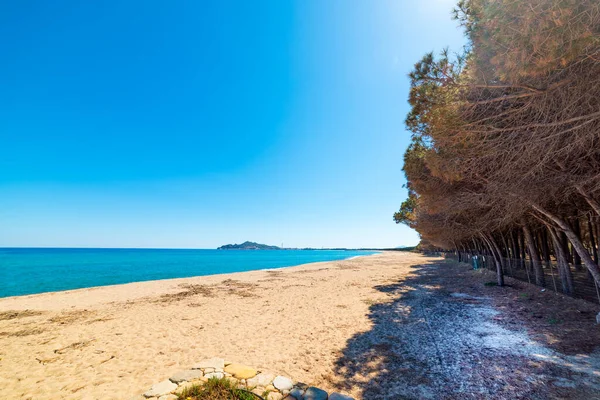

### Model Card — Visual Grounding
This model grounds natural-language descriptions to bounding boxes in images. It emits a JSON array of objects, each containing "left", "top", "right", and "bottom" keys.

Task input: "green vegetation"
[
  {"left": 395, "top": 0, "right": 600, "bottom": 293},
  {"left": 176, "top": 377, "right": 260, "bottom": 400}
]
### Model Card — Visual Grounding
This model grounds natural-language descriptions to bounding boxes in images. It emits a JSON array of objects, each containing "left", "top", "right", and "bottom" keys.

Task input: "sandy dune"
[{"left": 0, "top": 252, "right": 423, "bottom": 399}]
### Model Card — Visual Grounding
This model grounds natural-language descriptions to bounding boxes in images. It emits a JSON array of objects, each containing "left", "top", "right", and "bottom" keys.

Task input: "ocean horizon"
[{"left": 0, "top": 247, "right": 378, "bottom": 298}]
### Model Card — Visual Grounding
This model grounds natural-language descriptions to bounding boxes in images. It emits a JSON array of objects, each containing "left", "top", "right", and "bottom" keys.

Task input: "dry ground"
[{"left": 332, "top": 258, "right": 600, "bottom": 399}]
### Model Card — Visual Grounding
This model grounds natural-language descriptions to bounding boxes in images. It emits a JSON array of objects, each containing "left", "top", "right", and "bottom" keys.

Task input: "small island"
[{"left": 217, "top": 241, "right": 281, "bottom": 250}]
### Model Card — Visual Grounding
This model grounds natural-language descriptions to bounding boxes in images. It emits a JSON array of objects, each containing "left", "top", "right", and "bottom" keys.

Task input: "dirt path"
[{"left": 332, "top": 260, "right": 600, "bottom": 399}]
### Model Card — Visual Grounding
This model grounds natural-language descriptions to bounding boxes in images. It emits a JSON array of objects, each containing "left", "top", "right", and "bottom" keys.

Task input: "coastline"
[
  {"left": 0, "top": 251, "right": 423, "bottom": 399},
  {"left": 0, "top": 249, "right": 378, "bottom": 299},
  {"left": 0, "top": 252, "right": 380, "bottom": 309}
]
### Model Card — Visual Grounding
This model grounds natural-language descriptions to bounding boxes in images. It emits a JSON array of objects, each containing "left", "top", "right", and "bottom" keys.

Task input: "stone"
[
  {"left": 329, "top": 393, "right": 354, "bottom": 400},
  {"left": 267, "top": 393, "right": 283, "bottom": 400},
  {"left": 158, "top": 395, "right": 178, "bottom": 400},
  {"left": 303, "top": 387, "right": 328, "bottom": 400},
  {"left": 169, "top": 369, "right": 203, "bottom": 383},
  {"left": 273, "top": 376, "right": 294, "bottom": 391},
  {"left": 247, "top": 372, "right": 276, "bottom": 388},
  {"left": 265, "top": 384, "right": 276, "bottom": 392},
  {"left": 192, "top": 357, "right": 225, "bottom": 370},
  {"left": 224, "top": 363, "right": 258, "bottom": 379},
  {"left": 204, "top": 372, "right": 224, "bottom": 379},
  {"left": 143, "top": 380, "right": 177, "bottom": 398},
  {"left": 289, "top": 387, "right": 305, "bottom": 399},
  {"left": 203, "top": 367, "right": 215, "bottom": 373}
]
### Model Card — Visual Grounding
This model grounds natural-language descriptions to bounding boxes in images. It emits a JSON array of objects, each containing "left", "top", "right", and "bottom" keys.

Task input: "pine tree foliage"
[{"left": 397, "top": 0, "right": 600, "bottom": 287}]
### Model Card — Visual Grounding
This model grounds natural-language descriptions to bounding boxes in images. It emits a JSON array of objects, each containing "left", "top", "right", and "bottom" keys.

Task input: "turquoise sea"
[{"left": 0, "top": 248, "right": 377, "bottom": 298}]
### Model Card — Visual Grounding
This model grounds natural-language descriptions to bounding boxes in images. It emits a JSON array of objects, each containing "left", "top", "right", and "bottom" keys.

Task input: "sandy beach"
[
  {"left": 0, "top": 252, "right": 420, "bottom": 399},
  {"left": 3, "top": 251, "right": 600, "bottom": 400}
]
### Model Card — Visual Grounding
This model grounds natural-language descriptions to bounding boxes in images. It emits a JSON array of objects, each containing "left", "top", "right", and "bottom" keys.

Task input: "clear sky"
[{"left": 0, "top": 0, "right": 465, "bottom": 249}]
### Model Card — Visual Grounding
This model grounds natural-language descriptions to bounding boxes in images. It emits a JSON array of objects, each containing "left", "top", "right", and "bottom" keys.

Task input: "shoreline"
[
  {"left": 0, "top": 250, "right": 380, "bottom": 303},
  {"left": 0, "top": 252, "right": 384, "bottom": 310}
]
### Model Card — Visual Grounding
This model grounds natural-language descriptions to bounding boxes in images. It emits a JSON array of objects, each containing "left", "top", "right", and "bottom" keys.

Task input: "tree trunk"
[
  {"left": 539, "top": 230, "right": 551, "bottom": 267},
  {"left": 481, "top": 233, "right": 504, "bottom": 286},
  {"left": 510, "top": 230, "right": 519, "bottom": 263},
  {"left": 522, "top": 224, "right": 545, "bottom": 286},
  {"left": 572, "top": 218, "right": 582, "bottom": 268},
  {"left": 588, "top": 215, "right": 598, "bottom": 264},
  {"left": 597, "top": 220, "right": 600, "bottom": 267},
  {"left": 530, "top": 204, "right": 600, "bottom": 286},
  {"left": 547, "top": 225, "right": 574, "bottom": 294},
  {"left": 560, "top": 231, "right": 570, "bottom": 265},
  {"left": 519, "top": 230, "right": 526, "bottom": 268}
]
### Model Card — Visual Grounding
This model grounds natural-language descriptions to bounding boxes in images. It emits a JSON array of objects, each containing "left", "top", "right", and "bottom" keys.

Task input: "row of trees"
[{"left": 394, "top": 0, "right": 600, "bottom": 291}]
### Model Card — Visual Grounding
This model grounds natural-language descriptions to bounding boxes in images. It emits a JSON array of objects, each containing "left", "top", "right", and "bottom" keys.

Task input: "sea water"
[{"left": 0, "top": 248, "right": 377, "bottom": 298}]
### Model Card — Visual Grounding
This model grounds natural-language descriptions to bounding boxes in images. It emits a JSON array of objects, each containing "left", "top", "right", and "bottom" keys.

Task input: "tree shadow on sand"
[{"left": 332, "top": 261, "right": 600, "bottom": 400}]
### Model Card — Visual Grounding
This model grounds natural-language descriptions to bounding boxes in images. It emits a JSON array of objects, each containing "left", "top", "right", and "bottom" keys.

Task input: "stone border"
[{"left": 133, "top": 357, "right": 354, "bottom": 400}]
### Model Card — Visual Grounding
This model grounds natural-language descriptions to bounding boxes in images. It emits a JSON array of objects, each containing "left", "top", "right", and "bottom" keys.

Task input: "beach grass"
[{"left": 176, "top": 377, "right": 261, "bottom": 400}]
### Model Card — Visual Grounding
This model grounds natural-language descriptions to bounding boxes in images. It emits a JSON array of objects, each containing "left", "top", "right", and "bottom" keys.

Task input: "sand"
[{"left": 0, "top": 251, "right": 424, "bottom": 400}]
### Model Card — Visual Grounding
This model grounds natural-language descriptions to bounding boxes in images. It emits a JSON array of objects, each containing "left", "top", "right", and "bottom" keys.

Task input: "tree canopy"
[{"left": 396, "top": 0, "right": 600, "bottom": 288}]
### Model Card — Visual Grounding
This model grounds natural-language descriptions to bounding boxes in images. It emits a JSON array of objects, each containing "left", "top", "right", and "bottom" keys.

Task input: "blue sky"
[{"left": 0, "top": 0, "right": 465, "bottom": 248}]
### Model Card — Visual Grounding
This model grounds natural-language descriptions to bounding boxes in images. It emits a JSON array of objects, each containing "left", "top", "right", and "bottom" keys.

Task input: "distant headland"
[
  {"left": 217, "top": 241, "right": 416, "bottom": 251},
  {"left": 217, "top": 241, "right": 281, "bottom": 250}
]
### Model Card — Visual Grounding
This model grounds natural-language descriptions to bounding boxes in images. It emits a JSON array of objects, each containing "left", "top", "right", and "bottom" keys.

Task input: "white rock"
[
  {"left": 169, "top": 369, "right": 203, "bottom": 383},
  {"left": 273, "top": 376, "right": 293, "bottom": 391},
  {"left": 193, "top": 357, "right": 225, "bottom": 370},
  {"left": 204, "top": 372, "right": 224, "bottom": 379},
  {"left": 143, "top": 380, "right": 177, "bottom": 398},
  {"left": 247, "top": 372, "right": 275, "bottom": 387},
  {"left": 158, "top": 395, "right": 178, "bottom": 400}
]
